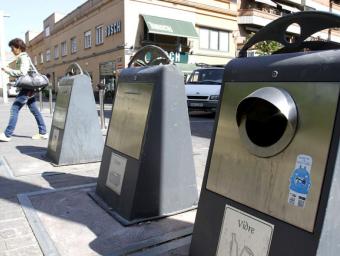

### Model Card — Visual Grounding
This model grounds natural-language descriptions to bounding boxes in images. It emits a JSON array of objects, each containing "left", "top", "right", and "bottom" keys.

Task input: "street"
[{"left": 0, "top": 98, "right": 215, "bottom": 256}]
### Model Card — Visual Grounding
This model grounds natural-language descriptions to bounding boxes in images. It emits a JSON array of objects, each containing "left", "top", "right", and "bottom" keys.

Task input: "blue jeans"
[{"left": 4, "top": 90, "right": 47, "bottom": 137}]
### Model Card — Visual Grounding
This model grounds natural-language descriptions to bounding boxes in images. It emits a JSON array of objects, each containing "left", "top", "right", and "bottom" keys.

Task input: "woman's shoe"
[
  {"left": 32, "top": 133, "right": 49, "bottom": 140},
  {"left": 0, "top": 133, "right": 11, "bottom": 142}
]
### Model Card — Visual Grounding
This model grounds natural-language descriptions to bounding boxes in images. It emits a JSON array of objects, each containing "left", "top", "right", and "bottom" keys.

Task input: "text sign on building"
[
  {"left": 216, "top": 205, "right": 274, "bottom": 256},
  {"left": 168, "top": 52, "right": 188, "bottom": 63},
  {"left": 106, "top": 20, "right": 122, "bottom": 37}
]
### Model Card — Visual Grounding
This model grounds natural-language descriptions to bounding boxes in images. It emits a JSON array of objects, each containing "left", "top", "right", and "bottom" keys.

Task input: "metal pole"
[
  {"left": 0, "top": 11, "right": 8, "bottom": 104},
  {"left": 99, "top": 88, "right": 105, "bottom": 129},
  {"left": 49, "top": 87, "right": 53, "bottom": 114},
  {"left": 39, "top": 91, "right": 43, "bottom": 111}
]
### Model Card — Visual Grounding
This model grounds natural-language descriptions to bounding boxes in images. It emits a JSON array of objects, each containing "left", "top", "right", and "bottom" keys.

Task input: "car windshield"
[{"left": 187, "top": 69, "right": 224, "bottom": 85}]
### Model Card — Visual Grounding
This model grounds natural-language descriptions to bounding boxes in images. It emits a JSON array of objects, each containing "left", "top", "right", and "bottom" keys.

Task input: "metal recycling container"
[
  {"left": 47, "top": 63, "right": 104, "bottom": 165},
  {"left": 92, "top": 46, "right": 198, "bottom": 225},
  {"left": 190, "top": 11, "right": 340, "bottom": 256}
]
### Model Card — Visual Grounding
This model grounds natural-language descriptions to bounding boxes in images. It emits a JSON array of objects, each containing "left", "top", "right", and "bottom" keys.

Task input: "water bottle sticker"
[{"left": 288, "top": 154, "right": 312, "bottom": 208}]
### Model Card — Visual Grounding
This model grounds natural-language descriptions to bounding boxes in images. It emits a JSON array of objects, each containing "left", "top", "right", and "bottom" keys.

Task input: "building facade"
[
  {"left": 237, "top": 0, "right": 340, "bottom": 55},
  {"left": 26, "top": 0, "right": 238, "bottom": 91}
]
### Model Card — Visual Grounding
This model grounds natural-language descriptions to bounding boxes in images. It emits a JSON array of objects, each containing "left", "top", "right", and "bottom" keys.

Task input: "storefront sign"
[
  {"left": 168, "top": 51, "right": 188, "bottom": 63},
  {"left": 99, "top": 61, "right": 116, "bottom": 76},
  {"left": 106, "top": 20, "right": 122, "bottom": 37},
  {"left": 147, "top": 22, "right": 173, "bottom": 33}
]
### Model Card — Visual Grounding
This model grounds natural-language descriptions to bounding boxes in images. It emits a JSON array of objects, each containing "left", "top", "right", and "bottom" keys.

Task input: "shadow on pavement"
[
  {"left": 0, "top": 172, "right": 193, "bottom": 255},
  {"left": 12, "top": 134, "right": 33, "bottom": 139},
  {"left": 16, "top": 145, "right": 49, "bottom": 162}
]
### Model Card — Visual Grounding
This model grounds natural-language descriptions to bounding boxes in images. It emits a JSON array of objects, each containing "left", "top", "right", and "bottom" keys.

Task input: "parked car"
[
  {"left": 185, "top": 67, "right": 224, "bottom": 112},
  {"left": 7, "top": 82, "right": 19, "bottom": 97}
]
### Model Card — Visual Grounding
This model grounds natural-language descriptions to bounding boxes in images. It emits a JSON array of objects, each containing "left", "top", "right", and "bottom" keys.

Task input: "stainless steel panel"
[
  {"left": 106, "top": 83, "right": 153, "bottom": 159},
  {"left": 316, "top": 141, "right": 340, "bottom": 256},
  {"left": 206, "top": 82, "right": 339, "bottom": 232},
  {"left": 52, "top": 82, "right": 73, "bottom": 130}
]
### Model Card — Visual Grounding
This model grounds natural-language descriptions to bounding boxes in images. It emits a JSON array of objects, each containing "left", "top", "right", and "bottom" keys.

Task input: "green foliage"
[
  {"left": 246, "top": 33, "right": 283, "bottom": 56},
  {"left": 254, "top": 40, "right": 283, "bottom": 56}
]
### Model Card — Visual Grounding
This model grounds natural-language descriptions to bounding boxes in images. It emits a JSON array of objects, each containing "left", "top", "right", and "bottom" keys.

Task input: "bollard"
[
  {"left": 97, "top": 83, "right": 106, "bottom": 130},
  {"left": 49, "top": 87, "right": 53, "bottom": 115},
  {"left": 39, "top": 91, "right": 43, "bottom": 111}
]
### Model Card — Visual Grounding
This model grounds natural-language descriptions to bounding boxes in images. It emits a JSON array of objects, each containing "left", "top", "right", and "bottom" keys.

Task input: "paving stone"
[
  {"left": 0, "top": 212, "right": 24, "bottom": 222},
  {"left": 4, "top": 234, "right": 38, "bottom": 251},
  {"left": 0, "top": 219, "right": 32, "bottom": 238},
  {"left": 0, "top": 240, "right": 6, "bottom": 251},
  {"left": 0, "top": 230, "right": 16, "bottom": 240},
  {"left": 0, "top": 245, "right": 42, "bottom": 256}
]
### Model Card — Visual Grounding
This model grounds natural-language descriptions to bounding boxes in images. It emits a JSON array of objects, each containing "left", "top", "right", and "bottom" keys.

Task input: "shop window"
[
  {"left": 54, "top": 45, "right": 59, "bottom": 59},
  {"left": 84, "top": 31, "right": 92, "bottom": 49},
  {"left": 46, "top": 49, "right": 51, "bottom": 62},
  {"left": 61, "top": 41, "right": 67, "bottom": 56},
  {"left": 199, "top": 27, "right": 230, "bottom": 52},
  {"left": 96, "top": 25, "right": 104, "bottom": 45},
  {"left": 71, "top": 37, "right": 77, "bottom": 53}
]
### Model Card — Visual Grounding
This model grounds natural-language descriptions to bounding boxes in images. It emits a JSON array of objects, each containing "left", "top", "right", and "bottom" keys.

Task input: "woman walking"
[{"left": 0, "top": 38, "right": 48, "bottom": 142}]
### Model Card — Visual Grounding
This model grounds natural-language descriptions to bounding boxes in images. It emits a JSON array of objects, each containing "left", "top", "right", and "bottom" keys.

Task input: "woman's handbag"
[{"left": 15, "top": 57, "right": 49, "bottom": 91}]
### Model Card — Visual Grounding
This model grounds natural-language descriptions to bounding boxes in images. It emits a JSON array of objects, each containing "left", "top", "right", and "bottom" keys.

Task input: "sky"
[{"left": 1, "top": 0, "right": 87, "bottom": 46}]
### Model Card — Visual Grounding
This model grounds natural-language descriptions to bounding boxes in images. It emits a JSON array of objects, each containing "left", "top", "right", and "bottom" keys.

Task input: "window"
[
  {"left": 40, "top": 53, "right": 44, "bottom": 63},
  {"left": 219, "top": 32, "right": 229, "bottom": 52},
  {"left": 71, "top": 37, "right": 77, "bottom": 53},
  {"left": 187, "top": 68, "right": 224, "bottom": 84},
  {"left": 46, "top": 49, "right": 51, "bottom": 62},
  {"left": 96, "top": 25, "right": 104, "bottom": 45},
  {"left": 199, "top": 28, "right": 230, "bottom": 52},
  {"left": 54, "top": 45, "right": 59, "bottom": 59},
  {"left": 210, "top": 30, "right": 218, "bottom": 50},
  {"left": 199, "top": 29, "right": 209, "bottom": 49},
  {"left": 84, "top": 31, "right": 92, "bottom": 49},
  {"left": 34, "top": 56, "right": 38, "bottom": 65},
  {"left": 61, "top": 41, "right": 67, "bottom": 56},
  {"left": 45, "top": 26, "right": 50, "bottom": 37}
]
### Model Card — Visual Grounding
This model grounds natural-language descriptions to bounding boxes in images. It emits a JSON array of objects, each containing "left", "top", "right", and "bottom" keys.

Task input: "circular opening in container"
[
  {"left": 245, "top": 100, "right": 287, "bottom": 147},
  {"left": 236, "top": 87, "right": 298, "bottom": 158}
]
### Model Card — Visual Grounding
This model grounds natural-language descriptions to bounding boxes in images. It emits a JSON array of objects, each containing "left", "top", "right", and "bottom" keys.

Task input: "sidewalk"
[{"left": 0, "top": 98, "right": 210, "bottom": 256}]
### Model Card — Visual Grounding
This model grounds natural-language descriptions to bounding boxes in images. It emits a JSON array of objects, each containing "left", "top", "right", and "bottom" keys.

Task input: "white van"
[{"left": 185, "top": 67, "right": 224, "bottom": 112}]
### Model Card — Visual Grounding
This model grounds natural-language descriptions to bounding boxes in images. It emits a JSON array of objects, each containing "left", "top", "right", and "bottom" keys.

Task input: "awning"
[
  {"left": 254, "top": 0, "right": 277, "bottom": 7},
  {"left": 142, "top": 15, "right": 199, "bottom": 38}
]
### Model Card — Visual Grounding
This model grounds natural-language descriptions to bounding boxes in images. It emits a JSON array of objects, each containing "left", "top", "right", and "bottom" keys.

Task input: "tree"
[
  {"left": 246, "top": 33, "right": 283, "bottom": 56},
  {"left": 254, "top": 40, "right": 283, "bottom": 56}
]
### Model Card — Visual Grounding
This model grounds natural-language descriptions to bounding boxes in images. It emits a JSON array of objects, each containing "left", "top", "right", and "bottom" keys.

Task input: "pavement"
[{"left": 0, "top": 96, "right": 214, "bottom": 256}]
